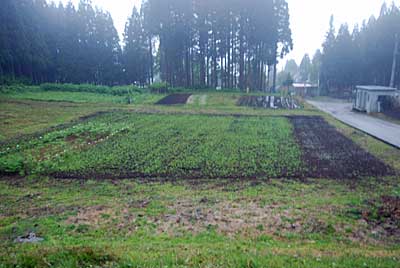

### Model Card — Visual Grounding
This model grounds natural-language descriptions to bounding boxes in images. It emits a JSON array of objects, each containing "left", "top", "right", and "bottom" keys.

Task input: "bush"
[
  {"left": 0, "top": 84, "right": 39, "bottom": 94},
  {"left": 0, "top": 75, "right": 32, "bottom": 86},
  {"left": 40, "top": 83, "right": 142, "bottom": 96},
  {"left": 0, "top": 154, "right": 24, "bottom": 174},
  {"left": 149, "top": 82, "right": 169, "bottom": 94}
]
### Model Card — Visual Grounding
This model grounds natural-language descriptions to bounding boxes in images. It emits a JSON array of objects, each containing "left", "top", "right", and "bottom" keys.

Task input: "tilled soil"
[
  {"left": 237, "top": 96, "right": 301, "bottom": 109},
  {"left": 288, "top": 116, "right": 394, "bottom": 179},
  {"left": 156, "top": 94, "right": 192, "bottom": 105}
]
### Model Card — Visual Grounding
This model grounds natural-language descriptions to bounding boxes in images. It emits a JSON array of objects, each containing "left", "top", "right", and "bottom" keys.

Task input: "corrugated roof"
[
  {"left": 293, "top": 83, "right": 318, "bottom": 88},
  {"left": 356, "top": 85, "right": 397, "bottom": 91}
]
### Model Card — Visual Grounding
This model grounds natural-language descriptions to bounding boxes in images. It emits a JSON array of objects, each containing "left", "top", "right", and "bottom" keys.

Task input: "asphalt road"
[{"left": 307, "top": 100, "right": 400, "bottom": 149}]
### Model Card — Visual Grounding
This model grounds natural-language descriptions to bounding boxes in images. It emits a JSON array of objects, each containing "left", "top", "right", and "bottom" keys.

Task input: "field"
[{"left": 1, "top": 85, "right": 400, "bottom": 267}]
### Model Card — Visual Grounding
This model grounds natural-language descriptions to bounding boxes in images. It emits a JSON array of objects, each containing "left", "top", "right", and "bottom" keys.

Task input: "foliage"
[
  {"left": 0, "top": 0, "right": 122, "bottom": 85},
  {"left": 320, "top": 5, "right": 400, "bottom": 93},
  {"left": 149, "top": 82, "right": 169, "bottom": 94},
  {"left": 40, "top": 83, "right": 143, "bottom": 96},
  {"left": 299, "top": 54, "right": 312, "bottom": 82},
  {"left": 0, "top": 153, "right": 24, "bottom": 174},
  {"left": 282, "top": 73, "right": 294, "bottom": 87},
  {"left": 0, "top": 0, "right": 292, "bottom": 91}
]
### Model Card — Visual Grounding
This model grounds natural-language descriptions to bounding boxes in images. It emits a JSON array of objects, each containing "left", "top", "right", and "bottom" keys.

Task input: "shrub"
[
  {"left": 149, "top": 82, "right": 169, "bottom": 94},
  {"left": 0, "top": 154, "right": 24, "bottom": 174},
  {"left": 40, "top": 83, "right": 142, "bottom": 96}
]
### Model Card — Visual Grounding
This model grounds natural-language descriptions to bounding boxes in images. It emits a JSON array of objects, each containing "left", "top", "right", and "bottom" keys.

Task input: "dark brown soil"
[
  {"left": 288, "top": 116, "right": 394, "bottom": 179},
  {"left": 237, "top": 96, "right": 301, "bottom": 109},
  {"left": 156, "top": 94, "right": 192, "bottom": 105}
]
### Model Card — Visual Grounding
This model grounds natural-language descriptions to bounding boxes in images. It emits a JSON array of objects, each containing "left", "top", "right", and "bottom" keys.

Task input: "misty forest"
[{"left": 1, "top": 1, "right": 400, "bottom": 267}]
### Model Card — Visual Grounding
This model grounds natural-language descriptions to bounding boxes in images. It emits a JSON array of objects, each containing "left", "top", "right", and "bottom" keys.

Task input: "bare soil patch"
[
  {"left": 156, "top": 94, "right": 192, "bottom": 105},
  {"left": 288, "top": 116, "right": 394, "bottom": 179},
  {"left": 362, "top": 196, "right": 400, "bottom": 242},
  {"left": 154, "top": 199, "right": 304, "bottom": 237},
  {"left": 65, "top": 205, "right": 113, "bottom": 226},
  {"left": 238, "top": 96, "right": 301, "bottom": 109}
]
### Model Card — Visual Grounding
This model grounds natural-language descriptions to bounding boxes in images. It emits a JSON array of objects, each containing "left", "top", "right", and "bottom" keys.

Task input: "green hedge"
[{"left": 40, "top": 83, "right": 144, "bottom": 96}]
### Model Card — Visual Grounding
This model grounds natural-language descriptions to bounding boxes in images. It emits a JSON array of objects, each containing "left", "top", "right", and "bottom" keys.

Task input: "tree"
[
  {"left": 123, "top": 7, "right": 149, "bottom": 85},
  {"left": 0, "top": 0, "right": 293, "bottom": 89},
  {"left": 284, "top": 59, "right": 298, "bottom": 77},
  {"left": 318, "top": 3, "right": 400, "bottom": 95},
  {"left": 310, "top": 49, "right": 322, "bottom": 84},
  {"left": 299, "top": 54, "right": 312, "bottom": 82}
]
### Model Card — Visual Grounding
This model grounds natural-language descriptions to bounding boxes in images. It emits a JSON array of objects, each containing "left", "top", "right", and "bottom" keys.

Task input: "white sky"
[
  {"left": 55, "top": 0, "right": 388, "bottom": 68},
  {"left": 283, "top": 0, "right": 388, "bottom": 68},
  {"left": 55, "top": 0, "right": 142, "bottom": 42}
]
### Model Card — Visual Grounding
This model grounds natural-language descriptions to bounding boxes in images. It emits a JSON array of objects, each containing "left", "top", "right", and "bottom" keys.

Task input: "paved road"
[{"left": 307, "top": 100, "right": 400, "bottom": 149}]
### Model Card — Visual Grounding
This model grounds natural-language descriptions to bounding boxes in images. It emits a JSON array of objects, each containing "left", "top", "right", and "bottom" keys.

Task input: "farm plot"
[
  {"left": 156, "top": 94, "right": 192, "bottom": 105},
  {"left": 238, "top": 95, "right": 301, "bottom": 109},
  {"left": 0, "top": 112, "right": 303, "bottom": 180},
  {"left": 289, "top": 116, "right": 394, "bottom": 179},
  {"left": 0, "top": 112, "right": 394, "bottom": 180}
]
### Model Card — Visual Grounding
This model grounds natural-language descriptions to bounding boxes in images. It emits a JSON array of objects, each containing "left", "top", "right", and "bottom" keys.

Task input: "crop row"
[{"left": 0, "top": 113, "right": 303, "bottom": 179}]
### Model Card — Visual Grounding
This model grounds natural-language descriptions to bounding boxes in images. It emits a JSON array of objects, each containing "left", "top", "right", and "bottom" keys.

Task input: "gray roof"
[{"left": 356, "top": 85, "right": 397, "bottom": 91}]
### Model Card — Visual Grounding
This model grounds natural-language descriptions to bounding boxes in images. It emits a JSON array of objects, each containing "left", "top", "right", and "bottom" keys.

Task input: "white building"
[{"left": 353, "top": 85, "right": 398, "bottom": 114}]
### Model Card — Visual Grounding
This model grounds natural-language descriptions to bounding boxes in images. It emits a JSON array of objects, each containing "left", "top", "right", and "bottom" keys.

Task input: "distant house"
[
  {"left": 353, "top": 85, "right": 398, "bottom": 114},
  {"left": 291, "top": 83, "right": 319, "bottom": 97}
]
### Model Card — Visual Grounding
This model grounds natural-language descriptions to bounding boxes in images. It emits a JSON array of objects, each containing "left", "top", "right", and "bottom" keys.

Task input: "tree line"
[
  {"left": 0, "top": 0, "right": 122, "bottom": 85},
  {"left": 0, "top": 0, "right": 292, "bottom": 91},
  {"left": 278, "top": 3, "right": 400, "bottom": 95},
  {"left": 320, "top": 3, "right": 400, "bottom": 93}
]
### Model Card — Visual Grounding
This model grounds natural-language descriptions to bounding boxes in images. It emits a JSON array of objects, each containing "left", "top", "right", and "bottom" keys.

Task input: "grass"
[
  {"left": 0, "top": 178, "right": 399, "bottom": 267},
  {"left": 0, "top": 85, "right": 400, "bottom": 267}
]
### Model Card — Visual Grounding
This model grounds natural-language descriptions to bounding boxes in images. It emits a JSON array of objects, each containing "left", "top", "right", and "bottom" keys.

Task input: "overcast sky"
[{"left": 56, "top": 0, "right": 388, "bottom": 68}]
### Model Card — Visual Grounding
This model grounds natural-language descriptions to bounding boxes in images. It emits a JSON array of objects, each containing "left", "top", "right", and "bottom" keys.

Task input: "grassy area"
[
  {"left": 0, "top": 178, "right": 399, "bottom": 267},
  {"left": 0, "top": 86, "right": 399, "bottom": 267},
  {"left": 1, "top": 87, "right": 165, "bottom": 105}
]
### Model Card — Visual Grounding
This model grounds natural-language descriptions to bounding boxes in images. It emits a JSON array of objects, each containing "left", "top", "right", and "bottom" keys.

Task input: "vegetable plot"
[
  {"left": 237, "top": 95, "right": 301, "bottom": 109},
  {"left": 289, "top": 116, "right": 394, "bottom": 179},
  {"left": 0, "top": 112, "right": 394, "bottom": 180},
  {"left": 156, "top": 94, "right": 192, "bottom": 105},
  {"left": 0, "top": 113, "right": 303, "bottom": 180}
]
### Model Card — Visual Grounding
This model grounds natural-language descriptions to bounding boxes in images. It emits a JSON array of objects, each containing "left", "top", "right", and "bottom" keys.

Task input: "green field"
[{"left": 0, "top": 85, "right": 399, "bottom": 268}]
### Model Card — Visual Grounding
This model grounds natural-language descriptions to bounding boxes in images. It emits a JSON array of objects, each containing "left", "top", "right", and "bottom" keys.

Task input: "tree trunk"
[
  {"left": 239, "top": 19, "right": 245, "bottom": 90},
  {"left": 390, "top": 34, "right": 399, "bottom": 88},
  {"left": 272, "top": 61, "right": 277, "bottom": 93}
]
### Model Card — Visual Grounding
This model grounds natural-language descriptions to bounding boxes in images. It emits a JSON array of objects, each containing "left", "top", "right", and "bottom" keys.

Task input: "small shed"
[
  {"left": 353, "top": 86, "right": 398, "bottom": 114},
  {"left": 292, "top": 83, "right": 319, "bottom": 97}
]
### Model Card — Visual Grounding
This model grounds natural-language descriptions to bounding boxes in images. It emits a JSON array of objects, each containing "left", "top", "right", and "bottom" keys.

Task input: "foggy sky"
[{"left": 56, "top": 0, "right": 388, "bottom": 68}]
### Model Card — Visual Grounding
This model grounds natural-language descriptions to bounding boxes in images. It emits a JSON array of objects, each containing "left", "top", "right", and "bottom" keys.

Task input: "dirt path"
[{"left": 307, "top": 99, "right": 400, "bottom": 149}]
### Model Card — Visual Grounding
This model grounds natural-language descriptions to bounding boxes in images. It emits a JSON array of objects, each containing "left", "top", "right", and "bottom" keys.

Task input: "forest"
[
  {"left": 0, "top": 0, "right": 292, "bottom": 91},
  {"left": 280, "top": 3, "right": 400, "bottom": 94},
  {"left": 1, "top": 1, "right": 400, "bottom": 93}
]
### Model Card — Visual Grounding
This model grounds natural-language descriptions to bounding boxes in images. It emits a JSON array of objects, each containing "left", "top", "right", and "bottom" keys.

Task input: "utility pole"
[{"left": 390, "top": 33, "right": 399, "bottom": 88}]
